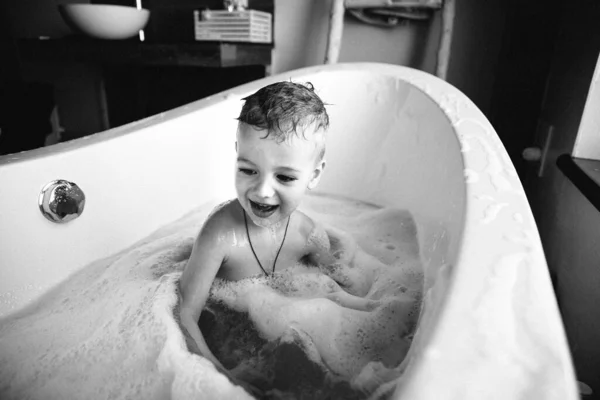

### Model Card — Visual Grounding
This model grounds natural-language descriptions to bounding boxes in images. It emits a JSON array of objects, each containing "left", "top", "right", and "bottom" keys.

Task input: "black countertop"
[
  {"left": 557, "top": 154, "right": 600, "bottom": 212},
  {"left": 17, "top": 37, "right": 273, "bottom": 68}
]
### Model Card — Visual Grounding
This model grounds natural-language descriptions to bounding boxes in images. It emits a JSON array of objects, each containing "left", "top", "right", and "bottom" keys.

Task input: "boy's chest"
[{"left": 217, "top": 231, "right": 312, "bottom": 281}]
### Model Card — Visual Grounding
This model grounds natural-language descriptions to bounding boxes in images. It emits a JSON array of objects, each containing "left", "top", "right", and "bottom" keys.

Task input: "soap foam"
[{"left": 0, "top": 194, "right": 423, "bottom": 400}]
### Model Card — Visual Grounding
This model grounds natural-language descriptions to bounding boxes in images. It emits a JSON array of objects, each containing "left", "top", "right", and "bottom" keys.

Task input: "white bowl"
[{"left": 59, "top": 4, "right": 150, "bottom": 40}]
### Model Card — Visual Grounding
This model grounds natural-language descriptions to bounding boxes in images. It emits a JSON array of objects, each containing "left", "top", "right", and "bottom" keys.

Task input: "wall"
[
  {"left": 4, "top": 0, "right": 443, "bottom": 75},
  {"left": 18, "top": 63, "right": 107, "bottom": 139},
  {"left": 3, "top": 0, "right": 507, "bottom": 147},
  {"left": 272, "top": 0, "right": 507, "bottom": 120},
  {"left": 445, "top": 0, "right": 506, "bottom": 116},
  {"left": 1, "top": 0, "right": 84, "bottom": 39},
  {"left": 272, "top": 0, "right": 441, "bottom": 75},
  {"left": 573, "top": 54, "right": 600, "bottom": 160},
  {"left": 1, "top": 0, "right": 105, "bottom": 140},
  {"left": 549, "top": 175, "right": 600, "bottom": 396},
  {"left": 484, "top": 0, "right": 561, "bottom": 178},
  {"left": 523, "top": 0, "right": 600, "bottom": 393}
]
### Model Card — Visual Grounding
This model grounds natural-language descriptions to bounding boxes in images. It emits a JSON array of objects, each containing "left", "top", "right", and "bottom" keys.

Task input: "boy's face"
[{"left": 235, "top": 123, "right": 325, "bottom": 227}]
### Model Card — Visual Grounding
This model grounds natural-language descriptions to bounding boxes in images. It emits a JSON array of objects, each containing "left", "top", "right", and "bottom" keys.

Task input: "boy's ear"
[{"left": 308, "top": 160, "right": 326, "bottom": 190}]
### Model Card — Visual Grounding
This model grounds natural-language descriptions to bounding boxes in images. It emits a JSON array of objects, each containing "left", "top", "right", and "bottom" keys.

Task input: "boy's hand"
[{"left": 326, "top": 290, "right": 382, "bottom": 311}]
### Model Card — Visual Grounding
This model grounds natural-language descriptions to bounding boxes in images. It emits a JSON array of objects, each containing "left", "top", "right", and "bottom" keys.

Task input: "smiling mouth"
[{"left": 249, "top": 200, "right": 279, "bottom": 218}]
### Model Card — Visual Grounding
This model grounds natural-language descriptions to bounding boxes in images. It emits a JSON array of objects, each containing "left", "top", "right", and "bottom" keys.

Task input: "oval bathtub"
[{"left": 0, "top": 63, "right": 578, "bottom": 399}]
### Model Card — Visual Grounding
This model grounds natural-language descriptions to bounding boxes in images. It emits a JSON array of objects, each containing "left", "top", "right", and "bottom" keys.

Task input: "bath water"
[{"left": 0, "top": 193, "right": 423, "bottom": 400}]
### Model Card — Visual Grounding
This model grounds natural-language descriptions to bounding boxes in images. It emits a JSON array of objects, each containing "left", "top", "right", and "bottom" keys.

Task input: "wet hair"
[{"left": 237, "top": 81, "right": 330, "bottom": 142}]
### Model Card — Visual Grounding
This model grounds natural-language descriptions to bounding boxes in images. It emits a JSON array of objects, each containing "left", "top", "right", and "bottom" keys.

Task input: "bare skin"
[
  {"left": 178, "top": 200, "right": 382, "bottom": 389},
  {"left": 179, "top": 125, "right": 381, "bottom": 394}
]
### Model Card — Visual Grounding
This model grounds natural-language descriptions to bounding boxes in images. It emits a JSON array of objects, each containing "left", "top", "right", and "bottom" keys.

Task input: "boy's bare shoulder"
[{"left": 198, "top": 200, "right": 241, "bottom": 241}]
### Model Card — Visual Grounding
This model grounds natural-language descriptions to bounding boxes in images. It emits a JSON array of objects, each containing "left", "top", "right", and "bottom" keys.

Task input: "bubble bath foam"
[{"left": 0, "top": 193, "right": 423, "bottom": 400}]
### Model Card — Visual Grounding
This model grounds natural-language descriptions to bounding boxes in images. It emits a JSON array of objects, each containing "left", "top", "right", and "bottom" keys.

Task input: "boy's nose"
[{"left": 255, "top": 178, "right": 275, "bottom": 198}]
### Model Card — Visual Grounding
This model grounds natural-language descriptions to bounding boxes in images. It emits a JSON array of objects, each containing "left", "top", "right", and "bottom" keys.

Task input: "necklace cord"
[{"left": 243, "top": 209, "right": 290, "bottom": 276}]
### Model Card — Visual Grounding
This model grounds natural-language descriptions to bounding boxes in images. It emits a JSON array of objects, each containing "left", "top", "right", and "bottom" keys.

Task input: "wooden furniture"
[
  {"left": 324, "top": 0, "right": 454, "bottom": 80},
  {"left": 17, "top": 38, "right": 272, "bottom": 68},
  {"left": 15, "top": 34, "right": 273, "bottom": 135}
]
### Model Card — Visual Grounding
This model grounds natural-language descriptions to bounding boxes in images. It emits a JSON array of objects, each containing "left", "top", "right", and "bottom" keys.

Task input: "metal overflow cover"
[{"left": 39, "top": 179, "right": 86, "bottom": 223}]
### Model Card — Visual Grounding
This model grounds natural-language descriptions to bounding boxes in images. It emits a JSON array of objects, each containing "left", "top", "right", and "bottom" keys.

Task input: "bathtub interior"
[
  {"left": 0, "top": 68, "right": 465, "bottom": 323},
  {"left": 0, "top": 67, "right": 467, "bottom": 399},
  {"left": 315, "top": 71, "right": 465, "bottom": 286}
]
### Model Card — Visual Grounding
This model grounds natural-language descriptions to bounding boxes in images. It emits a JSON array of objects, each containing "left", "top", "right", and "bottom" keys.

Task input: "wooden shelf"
[{"left": 17, "top": 37, "right": 272, "bottom": 68}]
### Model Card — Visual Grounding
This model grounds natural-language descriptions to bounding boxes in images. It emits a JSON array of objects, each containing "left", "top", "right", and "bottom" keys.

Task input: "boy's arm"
[{"left": 179, "top": 214, "right": 228, "bottom": 370}]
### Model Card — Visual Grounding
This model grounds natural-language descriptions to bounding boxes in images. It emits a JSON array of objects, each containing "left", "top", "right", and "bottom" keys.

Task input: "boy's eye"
[
  {"left": 239, "top": 168, "right": 256, "bottom": 175},
  {"left": 277, "top": 174, "right": 297, "bottom": 183}
]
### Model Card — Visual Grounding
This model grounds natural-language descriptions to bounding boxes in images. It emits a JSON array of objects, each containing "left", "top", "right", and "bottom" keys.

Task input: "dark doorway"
[{"left": 487, "top": 0, "right": 562, "bottom": 180}]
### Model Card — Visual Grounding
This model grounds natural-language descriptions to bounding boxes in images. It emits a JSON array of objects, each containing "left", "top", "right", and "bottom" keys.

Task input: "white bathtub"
[{"left": 0, "top": 63, "right": 578, "bottom": 399}]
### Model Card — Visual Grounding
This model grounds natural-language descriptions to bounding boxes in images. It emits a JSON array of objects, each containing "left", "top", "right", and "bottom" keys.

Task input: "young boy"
[
  {"left": 179, "top": 81, "right": 334, "bottom": 381},
  {"left": 179, "top": 82, "right": 416, "bottom": 395}
]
